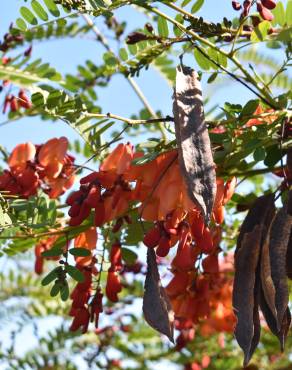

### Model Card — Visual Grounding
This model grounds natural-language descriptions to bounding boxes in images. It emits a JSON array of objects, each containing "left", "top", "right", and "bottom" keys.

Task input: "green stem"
[
  {"left": 220, "top": 166, "right": 283, "bottom": 178},
  {"left": 164, "top": 2, "right": 251, "bottom": 37},
  {"left": 82, "top": 112, "right": 173, "bottom": 125},
  {"left": 143, "top": 4, "right": 278, "bottom": 108},
  {"left": 82, "top": 14, "right": 168, "bottom": 140}
]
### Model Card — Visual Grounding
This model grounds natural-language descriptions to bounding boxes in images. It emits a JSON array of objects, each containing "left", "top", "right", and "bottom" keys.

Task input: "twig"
[
  {"left": 81, "top": 14, "right": 168, "bottom": 140},
  {"left": 83, "top": 112, "right": 174, "bottom": 125}
]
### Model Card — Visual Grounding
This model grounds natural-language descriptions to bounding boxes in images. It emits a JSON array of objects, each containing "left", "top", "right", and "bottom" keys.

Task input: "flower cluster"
[
  {"left": 69, "top": 228, "right": 103, "bottom": 332},
  {"left": 65, "top": 143, "right": 237, "bottom": 338},
  {"left": 32, "top": 142, "right": 237, "bottom": 340},
  {"left": 66, "top": 143, "right": 133, "bottom": 227},
  {"left": 34, "top": 235, "right": 59, "bottom": 274},
  {"left": 0, "top": 137, "right": 75, "bottom": 198},
  {"left": 232, "top": 0, "right": 277, "bottom": 21},
  {"left": 1, "top": 55, "right": 32, "bottom": 114},
  {"left": 169, "top": 253, "right": 235, "bottom": 351},
  {"left": 106, "top": 242, "right": 123, "bottom": 302},
  {"left": 3, "top": 89, "right": 32, "bottom": 114}
]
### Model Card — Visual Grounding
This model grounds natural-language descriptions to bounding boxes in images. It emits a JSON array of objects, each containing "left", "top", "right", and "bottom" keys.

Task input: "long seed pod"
[
  {"left": 143, "top": 248, "right": 174, "bottom": 342},
  {"left": 269, "top": 203, "right": 292, "bottom": 330},
  {"left": 237, "top": 194, "right": 275, "bottom": 251},
  {"left": 233, "top": 224, "right": 262, "bottom": 366},
  {"left": 286, "top": 232, "right": 292, "bottom": 279},
  {"left": 260, "top": 211, "right": 277, "bottom": 320},
  {"left": 259, "top": 286, "right": 291, "bottom": 351},
  {"left": 233, "top": 193, "right": 275, "bottom": 365},
  {"left": 173, "top": 64, "right": 216, "bottom": 224}
]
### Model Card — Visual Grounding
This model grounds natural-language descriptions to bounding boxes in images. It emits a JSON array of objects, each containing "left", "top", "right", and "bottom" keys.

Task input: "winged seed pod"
[
  {"left": 173, "top": 65, "right": 216, "bottom": 224},
  {"left": 143, "top": 248, "right": 174, "bottom": 342}
]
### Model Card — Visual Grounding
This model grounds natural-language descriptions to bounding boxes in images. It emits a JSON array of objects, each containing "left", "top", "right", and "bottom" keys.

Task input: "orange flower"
[
  {"left": 245, "top": 105, "right": 276, "bottom": 127},
  {"left": 74, "top": 227, "right": 97, "bottom": 266},
  {"left": 8, "top": 142, "right": 36, "bottom": 173},
  {"left": 100, "top": 143, "right": 134, "bottom": 175},
  {"left": 34, "top": 235, "right": 59, "bottom": 274},
  {"left": 105, "top": 270, "right": 122, "bottom": 302},
  {"left": 38, "top": 137, "right": 69, "bottom": 179}
]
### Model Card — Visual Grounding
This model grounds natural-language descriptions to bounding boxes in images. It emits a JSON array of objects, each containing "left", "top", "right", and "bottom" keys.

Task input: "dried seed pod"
[
  {"left": 173, "top": 65, "right": 216, "bottom": 224},
  {"left": 259, "top": 287, "right": 291, "bottom": 351},
  {"left": 143, "top": 248, "right": 174, "bottom": 342},
  {"left": 261, "top": 231, "right": 277, "bottom": 318},
  {"left": 269, "top": 204, "right": 292, "bottom": 330},
  {"left": 233, "top": 224, "right": 262, "bottom": 366},
  {"left": 286, "top": 232, "right": 292, "bottom": 279},
  {"left": 237, "top": 194, "right": 275, "bottom": 252}
]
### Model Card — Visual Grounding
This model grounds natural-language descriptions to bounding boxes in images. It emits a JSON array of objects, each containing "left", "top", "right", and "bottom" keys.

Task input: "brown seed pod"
[
  {"left": 173, "top": 65, "right": 216, "bottom": 224},
  {"left": 269, "top": 204, "right": 292, "bottom": 330},
  {"left": 233, "top": 224, "right": 262, "bottom": 366},
  {"left": 143, "top": 248, "right": 174, "bottom": 342}
]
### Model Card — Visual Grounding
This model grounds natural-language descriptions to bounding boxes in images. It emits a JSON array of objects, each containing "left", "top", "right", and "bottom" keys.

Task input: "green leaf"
[
  {"left": 181, "top": 0, "right": 192, "bottom": 7},
  {"left": 264, "top": 145, "right": 282, "bottom": 167},
  {"left": 15, "top": 18, "right": 27, "bottom": 31},
  {"left": 174, "top": 14, "right": 184, "bottom": 37},
  {"left": 41, "top": 246, "right": 63, "bottom": 257},
  {"left": 60, "top": 281, "right": 69, "bottom": 301},
  {"left": 207, "top": 72, "right": 218, "bottom": 83},
  {"left": 31, "top": 92, "right": 45, "bottom": 107},
  {"left": 65, "top": 265, "right": 85, "bottom": 282},
  {"left": 31, "top": 0, "right": 49, "bottom": 21},
  {"left": 131, "top": 152, "right": 158, "bottom": 165},
  {"left": 272, "top": 1, "right": 285, "bottom": 26},
  {"left": 253, "top": 147, "right": 266, "bottom": 161},
  {"left": 69, "top": 248, "right": 91, "bottom": 257},
  {"left": 239, "top": 99, "right": 259, "bottom": 118},
  {"left": 251, "top": 21, "right": 270, "bottom": 42},
  {"left": 157, "top": 16, "right": 169, "bottom": 38},
  {"left": 191, "top": 0, "right": 204, "bottom": 13},
  {"left": 287, "top": 0, "right": 292, "bottom": 26},
  {"left": 194, "top": 48, "right": 210, "bottom": 70},
  {"left": 20, "top": 6, "right": 38, "bottom": 25},
  {"left": 127, "top": 43, "right": 137, "bottom": 55},
  {"left": 43, "top": 0, "right": 60, "bottom": 17},
  {"left": 122, "top": 247, "right": 138, "bottom": 265},
  {"left": 50, "top": 282, "right": 60, "bottom": 297},
  {"left": 119, "top": 48, "right": 128, "bottom": 61},
  {"left": 41, "top": 267, "right": 61, "bottom": 286},
  {"left": 276, "top": 27, "right": 292, "bottom": 42}
]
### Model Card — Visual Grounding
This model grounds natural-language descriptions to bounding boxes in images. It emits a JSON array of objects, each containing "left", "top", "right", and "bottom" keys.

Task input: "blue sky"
[
  {"left": 0, "top": 1, "right": 288, "bottom": 367},
  {"left": 1, "top": 0, "right": 284, "bottom": 152}
]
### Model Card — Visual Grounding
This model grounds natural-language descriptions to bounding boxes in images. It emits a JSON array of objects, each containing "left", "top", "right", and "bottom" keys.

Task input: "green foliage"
[{"left": 0, "top": 0, "right": 291, "bottom": 369}]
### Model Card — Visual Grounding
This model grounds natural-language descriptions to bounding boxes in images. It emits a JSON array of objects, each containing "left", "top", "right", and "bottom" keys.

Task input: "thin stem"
[
  {"left": 194, "top": 43, "right": 278, "bottom": 109},
  {"left": 83, "top": 112, "right": 174, "bottom": 125},
  {"left": 143, "top": 4, "right": 277, "bottom": 109},
  {"left": 81, "top": 14, "right": 168, "bottom": 140},
  {"left": 220, "top": 165, "right": 283, "bottom": 178},
  {"left": 165, "top": 2, "right": 251, "bottom": 37}
]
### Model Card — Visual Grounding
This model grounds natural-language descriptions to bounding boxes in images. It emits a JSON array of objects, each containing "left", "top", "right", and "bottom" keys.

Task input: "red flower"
[
  {"left": 69, "top": 307, "right": 90, "bottom": 333},
  {"left": 106, "top": 270, "right": 122, "bottom": 302}
]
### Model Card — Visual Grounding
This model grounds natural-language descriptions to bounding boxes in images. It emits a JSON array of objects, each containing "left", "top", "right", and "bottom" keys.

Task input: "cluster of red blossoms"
[
  {"left": 34, "top": 235, "right": 59, "bottom": 274},
  {"left": 69, "top": 264, "right": 102, "bottom": 333},
  {"left": 64, "top": 142, "right": 237, "bottom": 341},
  {"left": 66, "top": 143, "right": 133, "bottom": 227},
  {"left": 232, "top": 0, "right": 277, "bottom": 21},
  {"left": 1, "top": 57, "right": 32, "bottom": 114},
  {"left": 0, "top": 137, "right": 75, "bottom": 199}
]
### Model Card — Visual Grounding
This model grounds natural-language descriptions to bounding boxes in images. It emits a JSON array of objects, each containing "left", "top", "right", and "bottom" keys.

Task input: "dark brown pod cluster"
[{"left": 233, "top": 191, "right": 292, "bottom": 366}]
